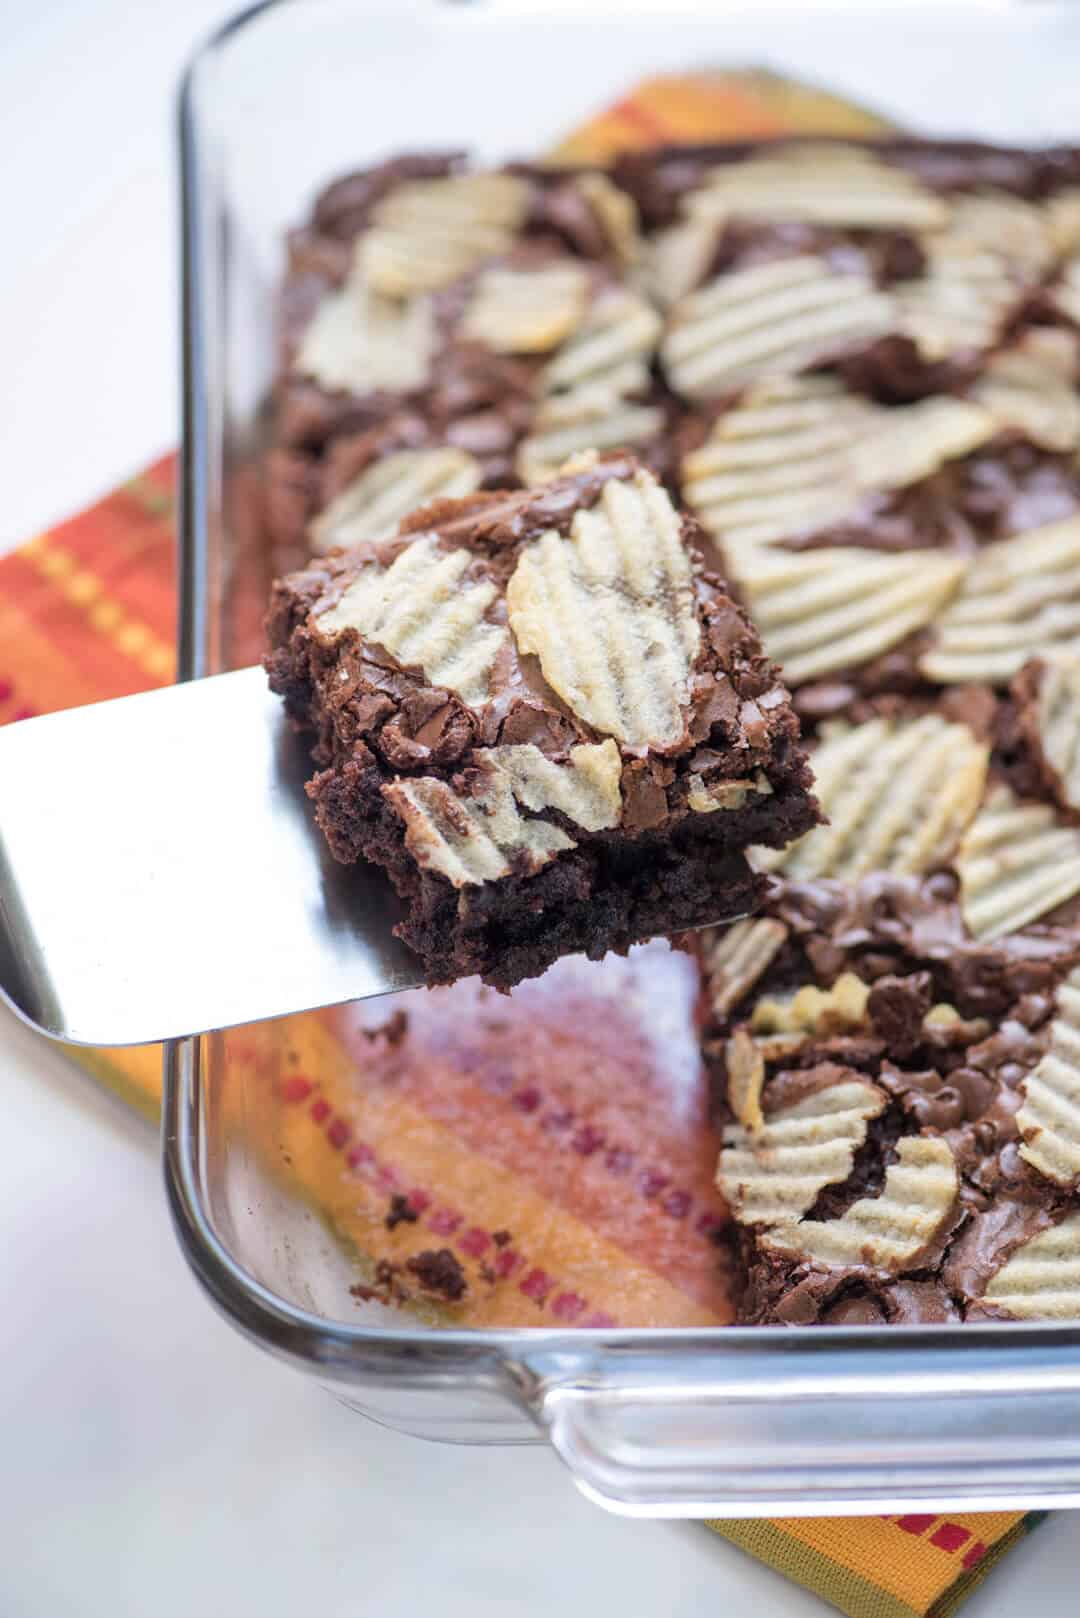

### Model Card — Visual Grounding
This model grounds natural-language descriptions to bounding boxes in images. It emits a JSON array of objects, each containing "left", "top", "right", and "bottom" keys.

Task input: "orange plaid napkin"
[{"left": 0, "top": 68, "right": 1046, "bottom": 1618}]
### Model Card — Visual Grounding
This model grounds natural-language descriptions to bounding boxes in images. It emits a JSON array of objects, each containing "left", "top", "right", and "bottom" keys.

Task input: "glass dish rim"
[{"left": 168, "top": 0, "right": 1080, "bottom": 1514}]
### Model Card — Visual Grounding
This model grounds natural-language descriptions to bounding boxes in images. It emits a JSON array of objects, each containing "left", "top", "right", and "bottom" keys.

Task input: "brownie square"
[{"left": 266, "top": 452, "right": 819, "bottom": 989}]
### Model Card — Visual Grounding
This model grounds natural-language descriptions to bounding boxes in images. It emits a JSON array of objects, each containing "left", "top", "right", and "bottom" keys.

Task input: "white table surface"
[{"left": 1, "top": 3, "right": 1079, "bottom": 1613}]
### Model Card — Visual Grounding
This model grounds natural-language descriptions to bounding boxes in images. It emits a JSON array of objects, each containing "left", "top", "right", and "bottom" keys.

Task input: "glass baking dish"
[{"left": 170, "top": 0, "right": 1080, "bottom": 1516}]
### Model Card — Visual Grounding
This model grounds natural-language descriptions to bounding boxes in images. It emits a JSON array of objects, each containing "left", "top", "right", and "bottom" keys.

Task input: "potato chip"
[
  {"left": 1017, "top": 967, "right": 1080, "bottom": 1186},
  {"left": 751, "top": 973, "right": 871, "bottom": 1038},
  {"left": 461, "top": 262, "right": 591, "bottom": 354},
  {"left": 362, "top": 172, "right": 531, "bottom": 297},
  {"left": 956, "top": 783, "right": 1080, "bottom": 938},
  {"left": 1046, "top": 189, "right": 1080, "bottom": 256},
  {"left": 683, "top": 143, "right": 948, "bottom": 232},
  {"left": 310, "top": 448, "right": 483, "bottom": 553},
  {"left": 1048, "top": 255, "right": 1080, "bottom": 327},
  {"left": 971, "top": 328, "right": 1080, "bottom": 453},
  {"left": 382, "top": 738, "right": 621, "bottom": 889},
  {"left": 686, "top": 772, "right": 771, "bottom": 814},
  {"left": 296, "top": 274, "right": 436, "bottom": 394},
  {"left": 542, "top": 286, "right": 661, "bottom": 396},
  {"left": 896, "top": 244, "right": 1015, "bottom": 364},
  {"left": 740, "top": 546, "right": 965, "bottom": 687},
  {"left": 1037, "top": 653, "right": 1080, "bottom": 811},
  {"left": 919, "top": 515, "right": 1080, "bottom": 686},
  {"left": 717, "top": 1075, "right": 887, "bottom": 1228},
  {"left": 762, "top": 1135, "right": 959, "bottom": 1272},
  {"left": 316, "top": 534, "right": 508, "bottom": 708},
  {"left": 702, "top": 917, "right": 789, "bottom": 1021},
  {"left": 982, "top": 1210, "right": 1080, "bottom": 1319},
  {"left": 681, "top": 376, "right": 876, "bottom": 554},
  {"left": 682, "top": 382, "right": 993, "bottom": 558},
  {"left": 725, "top": 1027, "right": 766, "bottom": 1134},
  {"left": 488, "top": 738, "right": 623, "bottom": 833},
  {"left": 895, "top": 192, "right": 1051, "bottom": 362},
  {"left": 850, "top": 395, "right": 995, "bottom": 488},
  {"left": 506, "top": 467, "right": 700, "bottom": 749},
  {"left": 646, "top": 216, "right": 722, "bottom": 309},
  {"left": 947, "top": 191, "right": 1055, "bottom": 277},
  {"left": 516, "top": 394, "right": 666, "bottom": 486},
  {"left": 384, "top": 769, "right": 574, "bottom": 888},
  {"left": 573, "top": 170, "right": 643, "bottom": 266},
  {"left": 517, "top": 289, "right": 665, "bottom": 483},
  {"left": 760, "top": 714, "right": 988, "bottom": 881},
  {"left": 660, "top": 255, "right": 896, "bottom": 401}
]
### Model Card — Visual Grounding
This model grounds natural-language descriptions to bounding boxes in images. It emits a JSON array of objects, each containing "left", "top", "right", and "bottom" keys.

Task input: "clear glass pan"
[{"left": 172, "top": 0, "right": 1080, "bottom": 1516}]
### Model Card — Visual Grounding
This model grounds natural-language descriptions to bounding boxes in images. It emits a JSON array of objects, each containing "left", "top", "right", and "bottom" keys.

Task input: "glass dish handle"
[{"left": 509, "top": 1330, "right": 1080, "bottom": 1516}]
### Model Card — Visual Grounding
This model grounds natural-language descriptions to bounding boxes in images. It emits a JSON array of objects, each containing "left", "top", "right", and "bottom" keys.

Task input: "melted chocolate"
[{"left": 712, "top": 867, "right": 1080, "bottom": 1325}]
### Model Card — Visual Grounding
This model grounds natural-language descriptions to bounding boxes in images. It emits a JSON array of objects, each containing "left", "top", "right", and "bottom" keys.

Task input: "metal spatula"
[{"left": 0, "top": 668, "right": 424, "bottom": 1046}]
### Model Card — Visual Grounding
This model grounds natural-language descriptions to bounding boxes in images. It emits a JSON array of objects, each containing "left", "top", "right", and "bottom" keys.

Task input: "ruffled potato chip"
[
  {"left": 717, "top": 1074, "right": 887, "bottom": 1228},
  {"left": 701, "top": 917, "right": 789, "bottom": 1022},
  {"left": 296, "top": 273, "right": 436, "bottom": 395},
  {"left": 762, "top": 1135, "right": 959, "bottom": 1272},
  {"left": 383, "top": 739, "right": 622, "bottom": 889},
  {"left": 919, "top": 515, "right": 1080, "bottom": 686},
  {"left": 1037, "top": 654, "right": 1080, "bottom": 812},
  {"left": 310, "top": 448, "right": 483, "bottom": 553},
  {"left": 461, "top": 262, "right": 591, "bottom": 354},
  {"left": 683, "top": 383, "right": 993, "bottom": 559},
  {"left": 971, "top": 329, "right": 1080, "bottom": 453},
  {"left": 316, "top": 534, "right": 508, "bottom": 708},
  {"left": 660, "top": 255, "right": 895, "bottom": 401},
  {"left": 742, "top": 543, "right": 965, "bottom": 686},
  {"left": 683, "top": 143, "right": 948, "bottom": 233},
  {"left": 896, "top": 192, "right": 1051, "bottom": 362},
  {"left": 760, "top": 715, "right": 988, "bottom": 881},
  {"left": 982, "top": 1210, "right": 1080, "bottom": 1319},
  {"left": 1017, "top": 968, "right": 1080, "bottom": 1186},
  {"left": 363, "top": 172, "right": 530, "bottom": 297},
  {"left": 506, "top": 468, "right": 700, "bottom": 749},
  {"left": 956, "top": 783, "right": 1080, "bottom": 938}
]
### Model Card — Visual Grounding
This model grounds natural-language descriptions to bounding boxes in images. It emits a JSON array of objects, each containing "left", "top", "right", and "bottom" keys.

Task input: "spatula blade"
[{"left": 0, "top": 667, "right": 421, "bottom": 1045}]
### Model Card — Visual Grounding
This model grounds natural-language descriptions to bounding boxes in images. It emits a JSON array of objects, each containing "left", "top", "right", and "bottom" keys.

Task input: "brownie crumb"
[
  {"left": 867, "top": 971, "right": 934, "bottom": 1060},
  {"left": 405, "top": 1247, "right": 468, "bottom": 1302},
  {"left": 362, "top": 1009, "right": 409, "bottom": 1045},
  {"left": 350, "top": 1258, "right": 410, "bottom": 1306},
  {"left": 384, "top": 1192, "right": 419, "bottom": 1231}
]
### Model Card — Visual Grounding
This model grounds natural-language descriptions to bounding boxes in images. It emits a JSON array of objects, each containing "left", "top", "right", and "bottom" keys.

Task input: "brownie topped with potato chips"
[
  {"left": 266, "top": 452, "right": 819, "bottom": 990},
  {"left": 264, "top": 131, "right": 1080, "bottom": 1324}
]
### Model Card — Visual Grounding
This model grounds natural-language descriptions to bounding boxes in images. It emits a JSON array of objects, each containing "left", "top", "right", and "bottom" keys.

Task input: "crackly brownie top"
[{"left": 267, "top": 453, "right": 815, "bottom": 891}]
